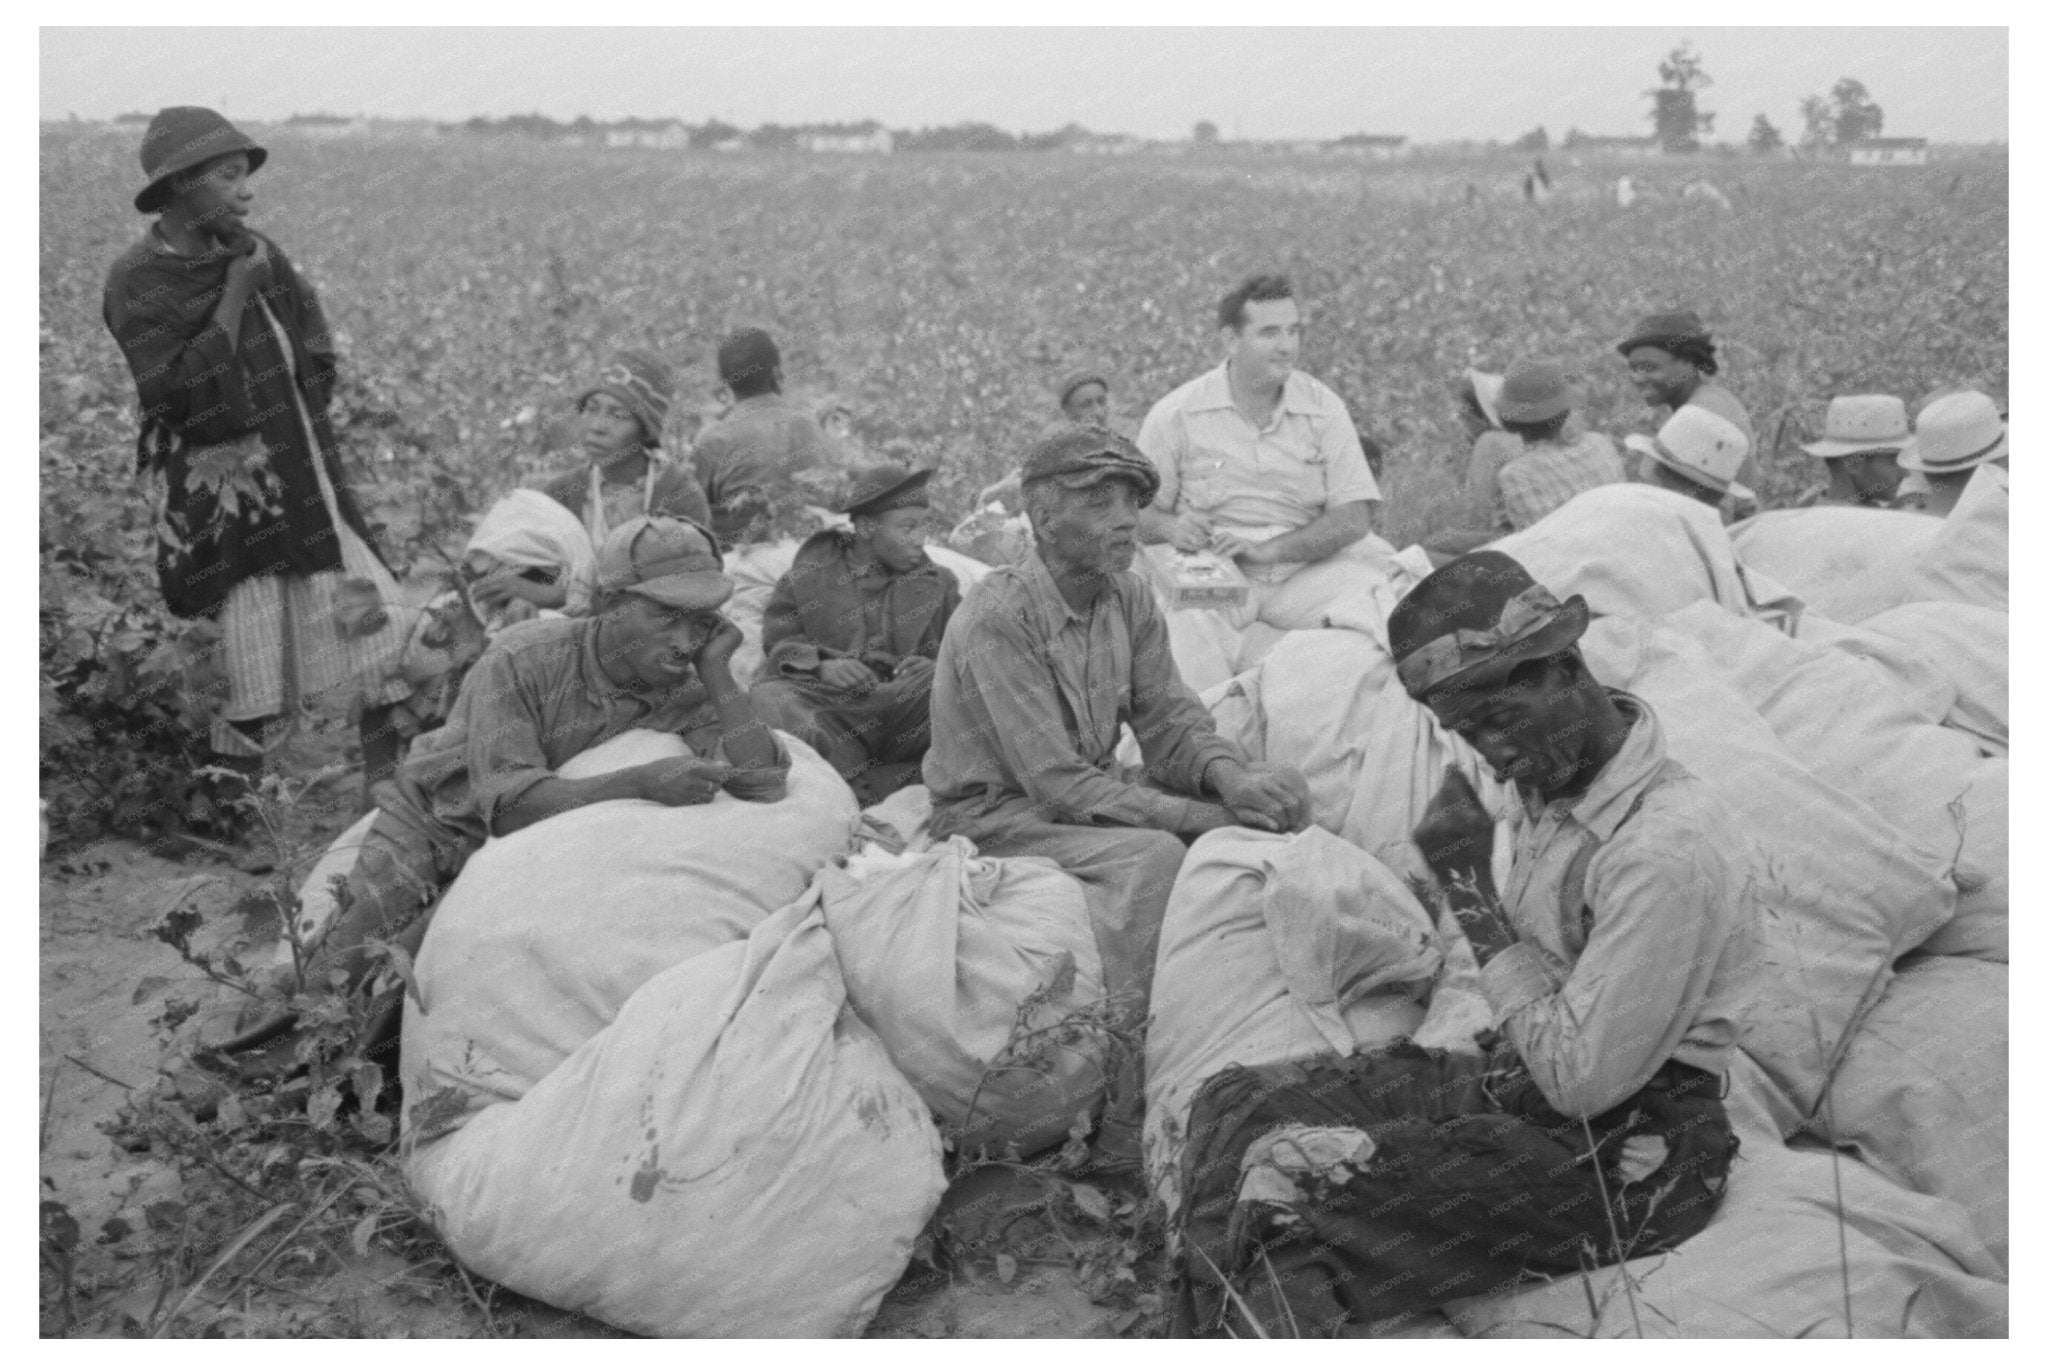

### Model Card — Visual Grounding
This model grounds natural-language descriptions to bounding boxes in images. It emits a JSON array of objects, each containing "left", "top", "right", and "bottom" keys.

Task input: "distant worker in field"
[
  {"left": 1898, "top": 389, "right": 2008, "bottom": 518},
  {"left": 1790, "top": 394, "right": 1913, "bottom": 509},
  {"left": 923, "top": 429, "right": 1313, "bottom": 1015},
  {"left": 533, "top": 350, "right": 713, "bottom": 578},
  {"left": 1136, "top": 273, "right": 1395, "bottom": 630},
  {"left": 750, "top": 465, "right": 962, "bottom": 802},
  {"left": 689, "top": 327, "right": 834, "bottom": 547},
  {"left": 1616, "top": 308, "right": 1759, "bottom": 509},
  {"left": 1623, "top": 406, "right": 1754, "bottom": 521},
  {"left": 1466, "top": 357, "right": 1626, "bottom": 532},
  {"left": 210, "top": 516, "right": 789, "bottom": 1072},
  {"left": 101, "top": 107, "right": 413, "bottom": 811}
]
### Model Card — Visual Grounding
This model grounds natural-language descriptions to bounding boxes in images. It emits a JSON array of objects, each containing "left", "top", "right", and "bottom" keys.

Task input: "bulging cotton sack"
[
  {"left": 404, "top": 896, "right": 947, "bottom": 1338},
  {"left": 818, "top": 835, "right": 1108, "bottom": 1157},
  {"left": 1728, "top": 506, "right": 1939, "bottom": 624},
  {"left": 1145, "top": 827, "right": 1451, "bottom": 1222},
  {"left": 401, "top": 729, "right": 858, "bottom": 1127}
]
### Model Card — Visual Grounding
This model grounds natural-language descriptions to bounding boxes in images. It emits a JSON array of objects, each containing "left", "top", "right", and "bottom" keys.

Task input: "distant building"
[
  {"left": 1849, "top": 137, "right": 1929, "bottom": 166},
  {"left": 1564, "top": 133, "right": 1662, "bottom": 159},
  {"left": 285, "top": 113, "right": 368, "bottom": 140},
  {"left": 605, "top": 120, "right": 690, "bottom": 150},
  {"left": 1069, "top": 134, "right": 1144, "bottom": 156},
  {"left": 796, "top": 121, "right": 893, "bottom": 154},
  {"left": 1327, "top": 133, "right": 1410, "bottom": 161}
]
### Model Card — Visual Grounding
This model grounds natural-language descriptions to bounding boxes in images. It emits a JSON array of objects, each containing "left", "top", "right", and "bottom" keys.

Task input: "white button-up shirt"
[{"left": 1137, "top": 363, "right": 1381, "bottom": 534}]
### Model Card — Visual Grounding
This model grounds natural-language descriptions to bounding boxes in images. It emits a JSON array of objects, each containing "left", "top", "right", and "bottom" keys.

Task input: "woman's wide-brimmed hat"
[
  {"left": 1898, "top": 390, "right": 2008, "bottom": 475},
  {"left": 133, "top": 106, "right": 268, "bottom": 214},
  {"left": 1495, "top": 358, "right": 1574, "bottom": 425},
  {"left": 1388, "top": 550, "right": 1590, "bottom": 704}
]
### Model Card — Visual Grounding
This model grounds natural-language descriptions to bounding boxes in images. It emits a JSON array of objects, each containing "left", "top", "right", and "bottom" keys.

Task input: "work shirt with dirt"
[
  {"left": 315, "top": 615, "right": 791, "bottom": 966},
  {"left": 1176, "top": 690, "right": 1757, "bottom": 1332},
  {"left": 924, "top": 551, "right": 1245, "bottom": 998},
  {"left": 748, "top": 528, "right": 962, "bottom": 783},
  {"left": 688, "top": 392, "right": 833, "bottom": 545}
]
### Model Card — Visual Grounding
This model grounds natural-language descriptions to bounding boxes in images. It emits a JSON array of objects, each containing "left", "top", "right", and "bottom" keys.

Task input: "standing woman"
[{"left": 101, "top": 108, "right": 412, "bottom": 806}]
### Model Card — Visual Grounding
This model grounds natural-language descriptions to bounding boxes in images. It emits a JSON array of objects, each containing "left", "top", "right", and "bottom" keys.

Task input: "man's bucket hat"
[
  {"left": 1899, "top": 390, "right": 2008, "bottom": 475},
  {"left": 1800, "top": 395, "right": 1911, "bottom": 459},
  {"left": 1625, "top": 406, "right": 1754, "bottom": 502},
  {"left": 598, "top": 516, "right": 733, "bottom": 611},
  {"left": 1389, "top": 550, "right": 1590, "bottom": 703},
  {"left": 134, "top": 107, "right": 267, "bottom": 214}
]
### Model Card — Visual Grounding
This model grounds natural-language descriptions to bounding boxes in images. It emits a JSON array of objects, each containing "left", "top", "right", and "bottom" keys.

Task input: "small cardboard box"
[{"left": 1161, "top": 551, "right": 1251, "bottom": 611}]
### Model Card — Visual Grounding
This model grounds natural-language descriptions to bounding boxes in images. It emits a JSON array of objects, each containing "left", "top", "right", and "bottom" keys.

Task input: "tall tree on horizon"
[{"left": 1647, "top": 42, "right": 1715, "bottom": 154}]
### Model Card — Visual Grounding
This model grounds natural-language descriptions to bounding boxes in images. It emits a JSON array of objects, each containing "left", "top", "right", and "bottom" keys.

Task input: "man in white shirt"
[{"left": 1136, "top": 275, "right": 1402, "bottom": 633}]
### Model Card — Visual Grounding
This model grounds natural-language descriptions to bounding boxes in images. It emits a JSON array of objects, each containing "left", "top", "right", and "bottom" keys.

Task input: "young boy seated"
[
  {"left": 212, "top": 516, "right": 787, "bottom": 1067},
  {"left": 749, "top": 465, "right": 961, "bottom": 803}
]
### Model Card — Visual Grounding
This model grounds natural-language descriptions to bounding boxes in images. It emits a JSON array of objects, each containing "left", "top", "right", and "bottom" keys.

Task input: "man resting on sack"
[
  {"left": 210, "top": 516, "right": 789, "bottom": 1073},
  {"left": 1174, "top": 550, "right": 1760, "bottom": 1334}
]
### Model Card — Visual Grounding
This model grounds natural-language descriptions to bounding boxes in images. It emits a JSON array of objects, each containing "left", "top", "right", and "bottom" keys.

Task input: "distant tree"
[
  {"left": 1799, "top": 79, "right": 1884, "bottom": 150},
  {"left": 1748, "top": 113, "right": 1783, "bottom": 155},
  {"left": 1193, "top": 120, "right": 1219, "bottom": 145},
  {"left": 1829, "top": 78, "right": 1885, "bottom": 144},
  {"left": 1646, "top": 41, "right": 1715, "bottom": 153},
  {"left": 691, "top": 118, "right": 743, "bottom": 149},
  {"left": 1512, "top": 125, "right": 1549, "bottom": 153}
]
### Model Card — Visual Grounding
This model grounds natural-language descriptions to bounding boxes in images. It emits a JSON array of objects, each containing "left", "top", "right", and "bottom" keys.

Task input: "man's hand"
[
  {"left": 694, "top": 615, "right": 745, "bottom": 672},
  {"left": 631, "top": 755, "right": 735, "bottom": 807},
  {"left": 1207, "top": 529, "right": 1277, "bottom": 565},
  {"left": 818, "top": 657, "right": 879, "bottom": 694},
  {"left": 1169, "top": 512, "right": 1213, "bottom": 553},
  {"left": 1182, "top": 801, "right": 1239, "bottom": 835},
  {"left": 1213, "top": 760, "right": 1313, "bottom": 833},
  {"left": 1413, "top": 767, "right": 1495, "bottom": 889},
  {"left": 891, "top": 655, "right": 935, "bottom": 687}
]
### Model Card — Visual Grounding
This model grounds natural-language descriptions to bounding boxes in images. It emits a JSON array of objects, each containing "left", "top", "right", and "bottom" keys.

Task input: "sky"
[{"left": 38, "top": 23, "right": 2009, "bottom": 145}]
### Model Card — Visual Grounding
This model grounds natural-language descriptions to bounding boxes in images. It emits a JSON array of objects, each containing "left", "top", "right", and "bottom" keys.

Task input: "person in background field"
[
  {"left": 101, "top": 107, "right": 413, "bottom": 814},
  {"left": 208, "top": 516, "right": 789, "bottom": 1073},
  {"left": 1469, "top": 357, "right": 1626, "bottom": 532},
  {"left": 1135, "top": 273, "right": 1394, "bottom": 630},
  {"left": 1624, "top": 406, "right": 1754, "bottom": 521},
  {"left": 750, "top": 465, "right": 962, "bottom": 802},
  {"left": 532, "top": 350, "right": 713, "bottom": 602},
  {"left": 1176, "top": 551, "right": 1754, "bottom": 1333},
  {"left": 1617, "top": 308, "right": 1759, "bottom": 509},
  {"left": 1899, "top": 389, "right": 2009, "bottom": 518},
  {"left": 690, "top": 327, "right": 833, "bottom": 546},
  {"left": 1791, "top": 393, "right": 1913, "bottom": 509}
]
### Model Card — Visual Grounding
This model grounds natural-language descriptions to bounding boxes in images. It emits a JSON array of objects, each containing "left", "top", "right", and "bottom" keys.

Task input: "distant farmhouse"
[
  {"left": 795, "top": 121, "right": 894, "bottom": 154},
  {"left": 605, "top": 119, "right": 690, "bottom": 151},
  {"left": 1563, "top": 132, "right": 1663, "bottom": 159},
  {"left": 1849, "top": 136, "right": 1929, "bottom": 166},
  {"left": 1068, "top": 134, "right": 1145, "bottom": 156},
  {"left": 1326, "top": 133, "right": 1411, "bottom": 161},
  {"left": 284, "top": 113, "right": 367, "bottom": 140}
]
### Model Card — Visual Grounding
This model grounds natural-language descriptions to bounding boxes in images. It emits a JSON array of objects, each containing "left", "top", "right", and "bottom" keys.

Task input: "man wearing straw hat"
[
  {"left": 1899, "top": 390, "right": 2009, "bottom": 519},
  {"left": 102, "top": 107, "right": 414, "bottom": 813},
  {"left": 1623, "top": 406, "right": 1754, "bottom": 520},
  {"left": 1791, "top": 394, "right": 1914, "bottom": 509},
  {"left": 1173, "top": 550, "right": 1755, "bottom": 1332}
]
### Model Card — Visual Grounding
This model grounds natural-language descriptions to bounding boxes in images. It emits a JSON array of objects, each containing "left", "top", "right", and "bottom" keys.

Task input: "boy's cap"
[{"left": 598, "top": 516, "right": 733, "bottom": 610}]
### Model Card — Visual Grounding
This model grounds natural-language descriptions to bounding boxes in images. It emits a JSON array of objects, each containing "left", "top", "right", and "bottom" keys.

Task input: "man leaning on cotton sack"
[{"left": 1623, "top": 406, "right": 1753, "bottom": 523}]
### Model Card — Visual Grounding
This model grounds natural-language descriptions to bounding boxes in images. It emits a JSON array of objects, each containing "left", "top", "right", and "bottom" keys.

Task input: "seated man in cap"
[
  {"left": 1624, "top": 406, "right": 1754, "bottom": 521},
  {"left": 1174, "top": 550, "right": 1756, "bottom": 1334},
  {"left": 924, "top": 428, "right": 1313, "bottom": 1009},
  {"left": 1791, "top": 393, "right": 1913, "bottom": 509},
  {"left": 690, "top": 327, "right": 834, "bottom": 547},
  {"left": 213, "top": 516, "right": 788, "bottom": 1061},
  {"left": 1617, "top": 308, "right": 1759, "bottom": 508},
  {"left": 750, "top": 465, "right": 962, "bottom": 800},
  {"left": 1900, "top": 389, "right": 2009, "bottom": 518}
]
